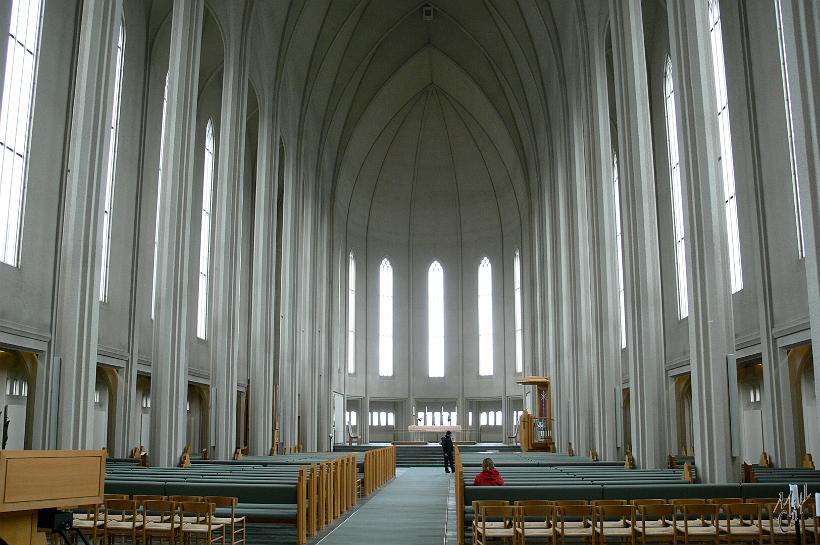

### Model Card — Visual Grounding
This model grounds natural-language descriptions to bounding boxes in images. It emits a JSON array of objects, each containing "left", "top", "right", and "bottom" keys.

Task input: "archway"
[
  {"left": 674, "top": 375, "right": 693, "bottom": 454},
  {"left": 0, "top": 348, "right": 37, "bottom": 449}
]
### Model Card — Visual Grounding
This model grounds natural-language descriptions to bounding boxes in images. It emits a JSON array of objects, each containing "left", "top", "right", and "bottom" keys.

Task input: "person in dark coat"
[
  {"left": 440, "top": 430, "right": 455, "bottom": 473},
  {"left": 473, "top": 457, "right": 505, "bottom": 486}
]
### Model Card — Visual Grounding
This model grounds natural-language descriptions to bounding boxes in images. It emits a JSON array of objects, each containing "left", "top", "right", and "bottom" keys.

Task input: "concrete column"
[
  {"left": 667, "top": 0, "right": 736, "bottom": 483},
  {"left": 50, "top": 0, "right": 122, "bottom": 450},
  {"left": 581, "top": 26, "right": 620, "bottom": 461},
  {"left": 249, "top": 93, "right": 276, "bottom": 455},
  {"left": 608, "top": 0, "right": 667, "bottom": 469},
  {"left": 209, "top": 30, "right": 248, "bottom": 460},
  {"left": 780, "top": 1, "right": 820, "bottom": 439},
  {"left": 150, "top": 0, "right": 204, "bottom": 468}
]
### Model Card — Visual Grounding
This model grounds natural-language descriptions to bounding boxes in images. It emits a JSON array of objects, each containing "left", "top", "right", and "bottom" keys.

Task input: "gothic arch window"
[
  {"left": 513, "top": 249, "right": 523, "bottom": 373},
  {"left": 347, "top": 251, "right": 356, "bottom": 374},
  {"left": 612, "top": 153, "right": 626, "bottom": 349},
  {"left": 428, "top": 260, "right": 444, "bottom": 378},
  {"left": 196, "top": 119, "right": 215, "bottom": 340},
  {"left": 99, "top": 21, "right": 125, "bottom": 301},
  {"left": 663, "top": 56, "right": 689, "bottom": 319},
  {"left": 478, "top": 256, "right": 493, "bottom": 376},
  {"left": 774, "top": 0, "right": 805, "bottom": 257},
  {"left": 707, "top": 0, "right": 743, "bottom": 292},
  {"left": 0, "top": 0, "right": 44, "bottom": 266},
  {"left": 378, "top": 257, "right": 393, "bottom": 377}
]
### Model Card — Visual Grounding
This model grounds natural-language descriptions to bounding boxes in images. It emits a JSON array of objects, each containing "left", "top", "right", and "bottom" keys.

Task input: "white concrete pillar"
[
  {"left": 780, "top": 1, "right": 820, "bottom": 443},
  {"left": 209, "top": 29, "right": 248, "bottom": 460},
  {"left": 667, "top": 0, "right": 736, "bottom": 483},
  {"left": 608, "top": 0, "right": 668, "bottom": 469},
  {"left": 150, "top": 0, "right": 204, "bottom": 468},
  {"left": 249, "top": 93, "right": 277, "bottom": 455},
  {"left": 50, "top": 0, "right": 122, "bottom": 450},
  {"left": 582, "top": 26, "right": 621, "bottom": 460}
]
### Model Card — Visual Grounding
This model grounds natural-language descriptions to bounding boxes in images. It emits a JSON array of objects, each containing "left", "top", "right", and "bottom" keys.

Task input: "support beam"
[
  {"left": 667, "top": 0, "right": 736, "bottom": 483},
  {"left": 51, "top": 0, "right": 122, "bottom": 450},
  {"left": 608, "top": 0, "right": 667, "bottom": 469},
  {"left": 150, "top": 0, "right": 204, "bottom": 468},
  {"left": 210, "top": 25, "right": 249, "bottom": 461}
]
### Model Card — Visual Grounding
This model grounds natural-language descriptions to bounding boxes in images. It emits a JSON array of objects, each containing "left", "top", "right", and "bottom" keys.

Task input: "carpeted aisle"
[{"left": 314, "top": 467, "right": 451, "bottom": 545}]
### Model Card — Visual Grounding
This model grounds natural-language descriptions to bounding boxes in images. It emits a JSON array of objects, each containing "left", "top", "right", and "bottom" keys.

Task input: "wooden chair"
[
  {"left": 206, "top": 496, "right": 246, "bottom": 545},
  {"left": 594, "top": 504, "right": 636, "bottom": 545},
  {"left": 346, "top": 424, "right": 360, "bottom": 445},
  {"left": 178, "top": 501, "right": 226, "bottom": 545},
  {"left": 718, "top": 503, "right": 763, "bottom": 545},
  {"left": 72, "top": 503, "right": 104, "bottom": 543},
  {"left": 474, "top": 505, "right": 516, "bottom": 545},
  {"left": 593, "top": 499, "right": 628, "bottom": 506},
  {"left": 471, "top": 500, "right": 510, "bottom": 543},
  {"left": 142, "top": 500, "right": 181, "bottom": 545},
  {"left": 515, "top": 504, "right": 556, "bottom": 545},
  {"left": 634, "top": 503, "right": 677, "bottom": 545},
  {"left": 556, "top": 505, "right": 596, "bottom": 545},
  {"left": 134, "top": 495, "right": 169, "bottom": 524},
  {"left": 103, "top": 499, "right": 144, "bottom": 545},
  {"left": 170, "top": 495, "right": 203, "bottom": 503},
  {"left": 676, "top": 504, "right": 721, "bottom": 545},
  {"left": 760, "top": 501, "right": 797, "bottom": 545},
  {"left": 803, "top": 502, "right": 818, "bottom": 544}
]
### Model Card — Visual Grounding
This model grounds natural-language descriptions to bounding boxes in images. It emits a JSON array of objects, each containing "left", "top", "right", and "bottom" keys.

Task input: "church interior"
[{"left": 0, "top": 0, "right": 819, "bottom": 543}]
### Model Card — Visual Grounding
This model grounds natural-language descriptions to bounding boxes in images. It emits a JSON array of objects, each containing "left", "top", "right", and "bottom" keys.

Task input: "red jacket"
[{"left": 473, "top": 468, "right": 505, "bottom": 486}]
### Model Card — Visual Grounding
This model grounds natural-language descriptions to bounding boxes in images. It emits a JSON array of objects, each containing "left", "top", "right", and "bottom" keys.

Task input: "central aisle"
[{"left": 316, "top": 467, "right": 451, "bottom": 545}]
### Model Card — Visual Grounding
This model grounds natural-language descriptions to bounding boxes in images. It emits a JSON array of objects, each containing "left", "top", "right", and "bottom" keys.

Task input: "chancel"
[{"left": 0, "top": 0, "right": 819, "bottom": 544}]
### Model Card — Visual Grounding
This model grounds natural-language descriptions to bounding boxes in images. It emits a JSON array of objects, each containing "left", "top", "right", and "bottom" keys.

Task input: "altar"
[{"left": 407, "top": 424, "right": 462, "bottom": 442}]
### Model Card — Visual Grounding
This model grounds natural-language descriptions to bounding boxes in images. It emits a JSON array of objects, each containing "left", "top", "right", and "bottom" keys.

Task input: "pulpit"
[
  {"left": 0, "top": 450, "right": 106, "bottom": 544},
  {"left": 516, "top": 376, "right": 555, "bottom": 452}
]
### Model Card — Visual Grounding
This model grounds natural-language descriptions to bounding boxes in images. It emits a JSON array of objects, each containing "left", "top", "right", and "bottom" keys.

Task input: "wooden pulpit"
[{"left": 0, "top": 450, "right": 106, "bottom": 544}]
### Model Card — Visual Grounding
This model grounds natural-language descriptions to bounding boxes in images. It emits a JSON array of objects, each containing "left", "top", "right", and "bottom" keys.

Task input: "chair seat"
[
  {"left": 520, "top": 521, "right": 551, "bottom": 529},
  {"left": 144, "top": 521, "right": 182, "bottom": 531},
  {"left": 637, "top": 521, "right": 673, "bottom": 529},
  {"left": 559, "top": 527, "right": 595, "bottom": 537},
  {"left": 182, "top": 522, "right": 226, "bottom": 533},
  {"left": 477, "top": 527, "right": 515, "bottom": 538},
  {"left": 682, "top": 525, "right": 721, "bottom": 536},
  {"left": 637, "top": 526, "right": 677, "bottom": 536},
  {"left": 107, "top": 521, "right": 144, "bottom": 530},
  {"left": 516, "top": 527, "right": 555, "bottom": 537},
  {"left": 211, "top": 515, "right": 245, "bottom": 524},
  {"left": 72, "top": 519, "right": 103, "bottom": 530},
  {"left": 595, "top": 527, "right": 634, "bottom": 537},
  {"left": 144, "top": 515, "right": 166, "bottom": 523}
]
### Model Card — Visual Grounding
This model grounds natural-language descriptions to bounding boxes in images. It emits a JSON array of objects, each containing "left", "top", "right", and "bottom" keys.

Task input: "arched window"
[
  {"left": 663, "top": 57, "right": 688, "bottom": 320},
  {"left": 513, "top": 250, "right": 523, "bottom": 373},
  {"left": 428, "top": 260, "right": 444, "bottom": 378},
  {"left": 707, "top": 0, "right": 743, "bottom": 292},
  {"left": 774, "top": 0, "right": 804, "bottom": 257},
  {"left": 151, "top": 72, "right": 169, "bottom": 319},
  {"left": 0, "top": 0, "right": 44, "bottom": 266},
  {"left": 612, "top": 153, "right": 626, "bottom": 349},
  {"left": 196, "top": 119, "right": 215, "bottom": 340},
  {"left": 347, "top": 252, "right": 356, "bottom": 374},
  {"left": 100, "top": 22, "right": 125, "bottom": 301},
  {"left": 378, "top": 257, "right": 393, "bottom": 377},
  {"left": 478, "top": 256, "right": 493, "bottom": 376}
]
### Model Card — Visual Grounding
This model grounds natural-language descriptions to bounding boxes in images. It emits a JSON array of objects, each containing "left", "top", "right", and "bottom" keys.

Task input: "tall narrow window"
[
  {"left": 378, "top": 257, "right": 393, "bottom": 377},
  {"left": 513, "top": 250, "right": 523, "bottom": 373},
  {"left": 347, "top": 252, "right": 356, "bottom": 373},
  {"left": 99, "top": 23, "right": 125, "bottom": 301},
  {"left": 774, "top": 0, "right": 804, "bottom": 257},
  {"left": 663, "top": 57, "right": 689, "bottom": 319},
  {"left": 196, "top": 119, "right": 215, "bottom": 340},
  {"left": 708, "top": 0, "right": 743, "bottom": 292},
  {"left": 613, "top": 153, "right": 626, "bottom": 349},
  {"left": 478, "top": 256, "right": 494, "bottom": 376},
  {"left": 0, "top": 0, "right": 44, "bottom": 266},
  {"left": 151, "top": 73, "right": 169, "bottom": 319},
  {"left": 428, "top": 260, "right": 444, "bottom": 378}
]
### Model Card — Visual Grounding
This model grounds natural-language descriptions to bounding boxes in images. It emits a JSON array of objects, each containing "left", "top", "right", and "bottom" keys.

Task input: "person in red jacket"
[{"left": 473, "top": 457, "right": 505, "bottom": 486}]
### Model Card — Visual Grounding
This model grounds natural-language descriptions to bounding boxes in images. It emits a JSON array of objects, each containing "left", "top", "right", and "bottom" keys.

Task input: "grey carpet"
[{"left": 312, "top": 467, "right": 450, "bottom": 545}]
